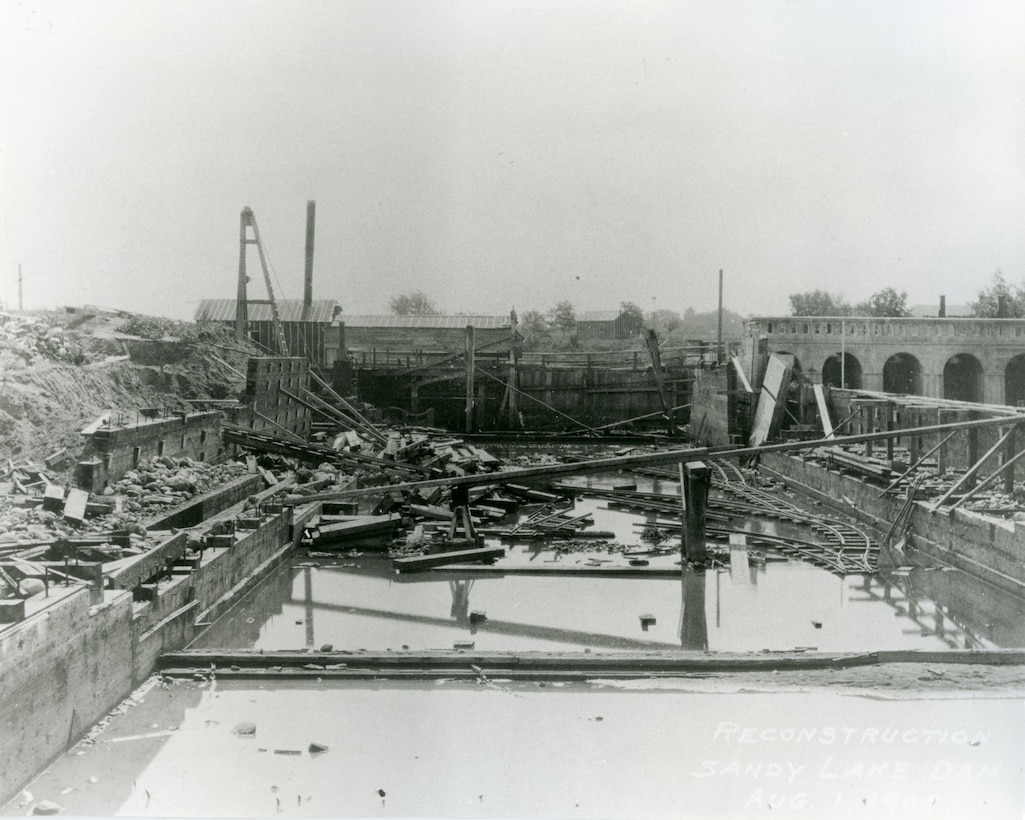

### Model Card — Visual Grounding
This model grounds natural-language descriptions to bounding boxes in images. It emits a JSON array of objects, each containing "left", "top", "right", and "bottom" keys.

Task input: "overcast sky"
[{"left": 2, "top": 1, "right": 1023, "bottom": 321}]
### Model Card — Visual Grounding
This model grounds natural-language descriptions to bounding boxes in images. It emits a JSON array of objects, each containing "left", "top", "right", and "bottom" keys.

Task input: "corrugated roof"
[
  {"left": 341, "top": 314, "right": 511, "bottom": 330},
  {"left": 578, "top": 310, "right": 621, "bottom": 322},
  {"left": 195, "top": 299, "right": 339, "bottom": 324}
]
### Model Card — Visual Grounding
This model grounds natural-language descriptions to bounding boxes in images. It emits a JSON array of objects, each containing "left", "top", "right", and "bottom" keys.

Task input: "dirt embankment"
[{"left": 0, "top": 309, "right": 256, "bottom": 465}]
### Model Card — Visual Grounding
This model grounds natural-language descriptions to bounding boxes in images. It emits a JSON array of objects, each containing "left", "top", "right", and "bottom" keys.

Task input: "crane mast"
[{"left": 235, "top": 206, "right": 290, "bottom": 357}]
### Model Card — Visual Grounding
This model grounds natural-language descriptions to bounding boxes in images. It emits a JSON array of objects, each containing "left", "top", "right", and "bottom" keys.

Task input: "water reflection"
[
  {"left": 679, "top": 567, "right": 708, "bottom": 650},
  {"left": 191, "top": 549, "right": 1025, "bottom": 654}
]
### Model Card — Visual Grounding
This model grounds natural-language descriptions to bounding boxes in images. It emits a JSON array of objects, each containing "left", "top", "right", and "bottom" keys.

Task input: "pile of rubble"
[
  {"left": 0, "top": 312, "right": 83, "bottom": 365},
  {"left": 0, "top": 456, "right": 251, "bottom": 555},
  {"left": 109, "top": 456, "right": 247, "bottom": 517}
]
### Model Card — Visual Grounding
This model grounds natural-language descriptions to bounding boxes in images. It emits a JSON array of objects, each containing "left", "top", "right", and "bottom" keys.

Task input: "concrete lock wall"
[
  {"left": 0, "top": 588, "right": 135, "bottom": 802},
  {"left": 244, "top": 357, "right": 312, "bottom": 440},
  {"left": 761, "top": 452, "right": 1025, "bottom": 598},
  {"left": 0, "top": 502, "right": 317, "bottom": 805},
  {"left": 78, "top": 411, "right": 222, "bottom": 493}
]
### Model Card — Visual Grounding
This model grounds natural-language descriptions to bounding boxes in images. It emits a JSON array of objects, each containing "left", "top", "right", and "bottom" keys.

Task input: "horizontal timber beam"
[{"left": 283, "top": 413, "right": 1024, "bottom": 504}]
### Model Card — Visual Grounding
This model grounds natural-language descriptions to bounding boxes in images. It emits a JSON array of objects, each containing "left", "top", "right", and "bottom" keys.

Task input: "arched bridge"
[{"left": 745, "top": 316, "right": 1025, "bottom": 406}]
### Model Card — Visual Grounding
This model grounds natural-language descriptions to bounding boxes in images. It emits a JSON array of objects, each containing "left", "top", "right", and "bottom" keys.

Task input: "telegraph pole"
[
  {"left": 18, "top": 264, "right": 23, "bottom": 311},
  {"left": 716, "top": 269, "right": 724, "bottom": 363}
]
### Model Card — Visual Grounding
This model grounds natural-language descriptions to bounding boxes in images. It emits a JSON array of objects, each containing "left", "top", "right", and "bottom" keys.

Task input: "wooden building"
[
  {"left": 342, "top": 314, "right": 518, "bottom": 365},
  {"left": 576, "top": 309, "right": 641, "bottom": 341},
  {"left": 195, "top": 299, "right": 342, "bottom": 368}
]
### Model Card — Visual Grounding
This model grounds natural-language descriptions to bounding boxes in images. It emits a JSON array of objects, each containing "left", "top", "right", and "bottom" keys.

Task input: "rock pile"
[
  {"left": 108, "top": 456, "right": 247, "bottom": 520},
  {"left": 0, "top": 313, "right": 83, "bottom": 365}
]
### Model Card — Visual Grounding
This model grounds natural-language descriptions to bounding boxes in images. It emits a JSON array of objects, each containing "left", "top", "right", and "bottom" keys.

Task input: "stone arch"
[
  {"left": 821, "top": 353, "right": 863, "bottom": 389},
  {"left": 882, "top": 353, "right": 922, "bottom": 395},
  {"left": 943, "top": 353, "right": 983, "bottom": 403},
  {"left": 775, "top": 352, "right": 802, "bottom": 374},
  {"left": 1005, "top": 354, "right": 1025, "bottom": 407}
]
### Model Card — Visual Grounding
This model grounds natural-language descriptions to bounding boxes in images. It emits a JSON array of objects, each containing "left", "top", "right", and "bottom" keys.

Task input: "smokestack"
[
  {"left": 939, "top": 295, "right": 946, "bottom": 318},
  {"left": 304, "top": 200, "right": 316, "bottom": 310}
]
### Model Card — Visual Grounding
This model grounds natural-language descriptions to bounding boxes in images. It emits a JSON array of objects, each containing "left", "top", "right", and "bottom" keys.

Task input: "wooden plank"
[
  {"left": 749, "top": 354, "right": 792, "bottom": 447},
  {"left": 812, "top": 384, "right": 834, "bottom": 439},
  {"left": 731, "top": 356, "right": 753, "bottom": 394},
  {"left": 316, "top": 513, "right": 401, "bottom": 543},
  {"left": 392, "top": 545, "right": 505, "bottom": 573},
  {"left": 63, "top": 488, "right": 89, "bottom": 523}
]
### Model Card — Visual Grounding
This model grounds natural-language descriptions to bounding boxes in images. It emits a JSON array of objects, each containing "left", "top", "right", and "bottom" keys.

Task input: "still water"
[
  {"left": 192, "top": 555, "right": 1025, "bottom": 654},
  {"left": 193, "top": 473, "right": 1025, "bottom": 654},
  {"left": 9, "top": 679, "right": 1023, "bottom": 818}
]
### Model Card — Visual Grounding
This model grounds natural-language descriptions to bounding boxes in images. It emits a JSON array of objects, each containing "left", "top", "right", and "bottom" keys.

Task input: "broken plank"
[{"left": 392, "top": 545, "right": 505, "bottom": 573}]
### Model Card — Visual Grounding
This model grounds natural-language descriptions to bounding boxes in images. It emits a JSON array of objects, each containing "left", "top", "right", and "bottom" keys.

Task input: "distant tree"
[
  {"left": 648, "top": 308, "right": 682, "bottom": 335},
  {"left": 789, "top": 290, "right": 851, "bottom": 316},
  {"left": 678, "top": 308, "right": 745, "bottom": 339},
  {"left": 970, "top": 270, "right": 1025, "bottom": 318},
  {"left": 389, "top": 290, "right": 439, "bottom": 315},
  {"left": 854, "top": 287, "right": 911, "bottom": 317},
  {"left": 618, "top": 302, "right": 645, "bottom": 336},
  {"left": 518, "top": 310, "right": 553, "bottom": 350},
  {"left": 548, "top": 300, "right": 576, "bottom": 340}
]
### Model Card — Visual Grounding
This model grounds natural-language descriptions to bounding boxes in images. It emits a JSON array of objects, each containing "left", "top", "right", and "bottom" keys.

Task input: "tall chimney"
[
  {"left": 304, "top": 200, "right": 316, "bottom": 310},
  {"left": 939, "top": 295, "right": 946, "bottom": 318}
]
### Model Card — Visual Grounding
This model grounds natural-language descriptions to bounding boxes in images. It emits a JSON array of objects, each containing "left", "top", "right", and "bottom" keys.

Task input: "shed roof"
[
  {"left": 341, "top": 314, "right": 511, "bottom": 330},
  {"left": 195, "top": 299, "right": 339, "bottom": 324}
]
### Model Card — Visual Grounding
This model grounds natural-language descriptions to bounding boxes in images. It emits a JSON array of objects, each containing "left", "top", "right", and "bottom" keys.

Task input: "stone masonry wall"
[{"left": 761, "top": 452, "right": 1025, "bottom": 598}]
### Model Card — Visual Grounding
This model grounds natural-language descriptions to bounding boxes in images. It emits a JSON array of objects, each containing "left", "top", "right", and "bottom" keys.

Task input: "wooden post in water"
[
  {"left": 304, "top": 565, "right": 315, "bottom": 648},
  {"left": 1004, "top": 423, "right": 1017, "bottom": 495},
  {"left": 465, "top": 324, "right": 475, "bottom": 433},
  {"left": 681, "top": 461, "right": 711, "bottom": 564},
  {"left": 937, "top": 408, "right": 949, "bottom": 476},
  {"left": 966, "top": 410, "right": 980, "bottom": 490},
  {"left": 885, "top": 403, "right": 895, "bottom": 461},
  {"left": 645, "top": 328, "right": 677, "bottom": 435}
]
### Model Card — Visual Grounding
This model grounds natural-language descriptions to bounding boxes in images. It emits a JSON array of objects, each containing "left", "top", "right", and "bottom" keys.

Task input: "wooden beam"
[{"left": 283, "top": 412, "right": 1022, "bottom": 504}]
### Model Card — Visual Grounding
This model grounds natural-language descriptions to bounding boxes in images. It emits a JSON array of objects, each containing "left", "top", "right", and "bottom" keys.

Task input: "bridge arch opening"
[
  {"left": 822, "top": 353, "right": 863, "bottom": 389},
  {"left": 943, "top": 354, "right": 983, "bottom": 403},
  {"left": 1005, "top": 354, "right": 1025, "bottom": 407},
  {"left": 882, "top": 353, "right": 922, "bottom": 395},
  {"left": 775, "top": 352, "right": 802, "bottom": 374}
]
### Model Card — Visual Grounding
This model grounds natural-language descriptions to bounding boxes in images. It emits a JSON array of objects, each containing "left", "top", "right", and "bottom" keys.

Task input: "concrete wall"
[
  {"left": 761, "top": 452, "right": 1025, "bottom": 598},
  {"left": 145, "top": 473, "right": 263, "bottom": 530},
  {"left": 689, "top": 367, "right": 735, "bottom": 446},
  {"left": 0, "top": 588, "right": 135, "bottom": 803},
  {"left": 243, "top": 357, "right": 311, "bottom": 440},
  {"left": 0, "top": 501, "right": 316, "bottom": 804},
  {"left": 77, "top": 411, "right": 222, "bottom": 492}
]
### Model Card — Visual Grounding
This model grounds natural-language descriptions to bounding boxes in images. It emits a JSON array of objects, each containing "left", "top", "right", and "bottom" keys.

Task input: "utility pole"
[
  {"left": 18, "top": 264, "right": 23, "bottom": 311},
  {"left": 464, "top": 324, "right": 476, "bottom": 433},
  {"left": 716, "top": 268, "right": 723, "bottom": 364}
]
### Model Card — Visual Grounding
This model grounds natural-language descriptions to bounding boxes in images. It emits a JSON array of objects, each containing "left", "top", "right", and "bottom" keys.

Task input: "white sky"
[{"left": 1, "top": 0, "right": 1023, "bottom": 321}]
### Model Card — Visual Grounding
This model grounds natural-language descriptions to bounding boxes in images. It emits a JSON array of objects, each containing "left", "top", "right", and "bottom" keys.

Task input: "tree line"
[{"left": 789, "top": 271, "right": 1024, "bottom": 318}]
